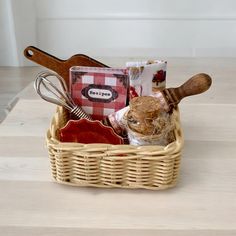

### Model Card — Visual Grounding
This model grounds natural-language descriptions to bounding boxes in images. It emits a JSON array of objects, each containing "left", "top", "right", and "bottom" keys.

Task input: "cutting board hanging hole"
[{"left": 26, "top": 49, "right": 34, "bottom": 57}]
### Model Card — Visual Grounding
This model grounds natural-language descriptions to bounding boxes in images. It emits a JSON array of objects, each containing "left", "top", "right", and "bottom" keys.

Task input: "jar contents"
[{"left": 125, "top": 96, "right": 175, "bottom": 146}]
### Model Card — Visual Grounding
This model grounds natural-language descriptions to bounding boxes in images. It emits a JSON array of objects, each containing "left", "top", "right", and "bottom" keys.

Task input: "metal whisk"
[{"left": 34, "top": 71, "right": 92, "bottom": 120}]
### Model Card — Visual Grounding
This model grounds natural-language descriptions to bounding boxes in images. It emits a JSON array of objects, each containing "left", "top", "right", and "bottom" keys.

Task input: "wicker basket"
[{"left": 46, "top": 106, "right": 183, "bottom": 190}]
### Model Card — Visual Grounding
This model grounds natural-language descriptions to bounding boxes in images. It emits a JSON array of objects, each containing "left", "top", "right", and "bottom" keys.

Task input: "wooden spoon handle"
[{"left": 164, "top": 73, "right": 212, "bottom": 107}]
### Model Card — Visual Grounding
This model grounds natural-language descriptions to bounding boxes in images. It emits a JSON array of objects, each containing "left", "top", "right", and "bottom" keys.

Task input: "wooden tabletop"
[{"left": 0, "top": 58, "right": 236, "bottom": 236}]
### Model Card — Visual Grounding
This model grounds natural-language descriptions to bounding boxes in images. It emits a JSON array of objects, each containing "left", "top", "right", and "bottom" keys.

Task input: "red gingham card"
[{"left": 70, "top": 66, "right": 129, "bottom": 120}]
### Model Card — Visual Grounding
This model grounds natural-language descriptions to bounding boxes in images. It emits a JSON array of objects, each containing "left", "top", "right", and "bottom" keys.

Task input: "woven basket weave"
[{"left": 46, "top": 106, "right": 183, "bottom": 190}]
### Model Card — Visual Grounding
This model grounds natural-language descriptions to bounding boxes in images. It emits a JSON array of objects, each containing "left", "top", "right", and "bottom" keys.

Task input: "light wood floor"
[
  {"left": 0, "top": 67, "right": 43, "bottom": 122},
  {"left": 0, "top": 58, "right": 236, "bottom": 235}
]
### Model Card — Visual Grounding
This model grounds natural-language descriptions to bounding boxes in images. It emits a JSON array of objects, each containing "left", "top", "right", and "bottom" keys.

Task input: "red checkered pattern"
[{"left": 70, "top": 67, "right": 128, "bottom": 120}]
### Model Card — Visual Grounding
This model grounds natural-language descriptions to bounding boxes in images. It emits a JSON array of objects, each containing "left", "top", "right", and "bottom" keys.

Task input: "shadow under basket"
[{"left": 46, "top": 106, "right": 184, "bottom": 190}]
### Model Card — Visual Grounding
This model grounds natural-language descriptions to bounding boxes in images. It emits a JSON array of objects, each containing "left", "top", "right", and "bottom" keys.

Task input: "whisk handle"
[{"left": 71, "top": 106, "right": 92, "bottom": 120}]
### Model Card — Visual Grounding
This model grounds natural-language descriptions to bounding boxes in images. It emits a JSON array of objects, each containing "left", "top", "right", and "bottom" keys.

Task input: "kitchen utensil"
[
  {"left": 34, "top": 71, "right": 91, "bottom": 120},
  {"left": 24, "top": 46, "right": 109, "bottom": 86},
  {"left": 154, "top": 73, "right": 212, "bottom": 111}
]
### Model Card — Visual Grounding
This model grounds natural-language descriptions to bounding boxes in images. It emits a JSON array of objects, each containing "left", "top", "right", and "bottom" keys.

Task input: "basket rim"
[{"left": 46, "top": 106, "right": 184, "bottom": 155}]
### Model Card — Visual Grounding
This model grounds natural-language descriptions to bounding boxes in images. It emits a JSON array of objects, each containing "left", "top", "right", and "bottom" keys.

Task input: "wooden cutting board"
[{"left": 24, "top": 46, "right": 109, "bottom": 86}]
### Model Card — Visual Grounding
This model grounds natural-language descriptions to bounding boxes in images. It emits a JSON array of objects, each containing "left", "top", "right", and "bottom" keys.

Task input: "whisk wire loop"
[{"left": 34, "top": 71, "right": 92, "bottom": 120}]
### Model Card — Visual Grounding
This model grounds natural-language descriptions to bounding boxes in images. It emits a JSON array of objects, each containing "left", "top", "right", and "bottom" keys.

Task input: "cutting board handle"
[
  {"left": 24, "top": 46, "right": 63, "bottom": 72},
  {"left": 24, "top": 46, "right": 109, "bottom": 86}
]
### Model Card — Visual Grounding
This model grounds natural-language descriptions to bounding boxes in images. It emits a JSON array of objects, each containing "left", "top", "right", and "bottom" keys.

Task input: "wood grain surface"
[{"left": 0, "top": 58, "right": 235, "bottom": 236}]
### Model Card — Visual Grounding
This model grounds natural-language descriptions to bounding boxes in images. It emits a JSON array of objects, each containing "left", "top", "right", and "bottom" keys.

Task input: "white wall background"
[{"left": 0, "top": 0, "right": 236, "bottom": 66}]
